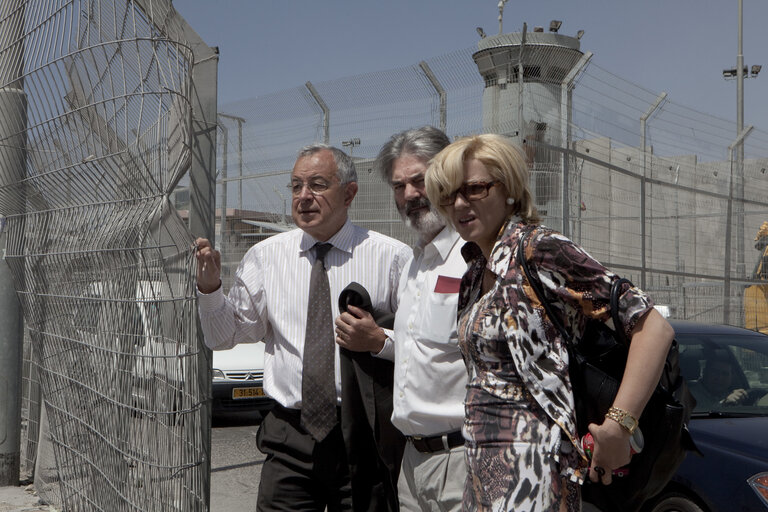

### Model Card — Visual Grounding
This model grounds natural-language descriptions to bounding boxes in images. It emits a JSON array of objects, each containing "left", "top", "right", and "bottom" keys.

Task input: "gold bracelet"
[{"left": 605, "top": 406, "right": 638, "bottom": 434}]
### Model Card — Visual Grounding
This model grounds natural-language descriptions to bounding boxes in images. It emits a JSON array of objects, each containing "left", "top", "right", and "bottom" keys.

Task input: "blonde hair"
[{"left": 425, "top": 133, "right": 540, "bottom": 224}]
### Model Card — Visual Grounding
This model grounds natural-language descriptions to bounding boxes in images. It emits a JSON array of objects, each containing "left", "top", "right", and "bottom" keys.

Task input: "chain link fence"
[
  {"left": 4, "top": 4, "right": 768, "bottom": 510},
  {"left": 210, "top": 35, "right": 768, "bottom": 330},
  {"left": 1, "top": 0, "right": 211, "bottom": 510}
]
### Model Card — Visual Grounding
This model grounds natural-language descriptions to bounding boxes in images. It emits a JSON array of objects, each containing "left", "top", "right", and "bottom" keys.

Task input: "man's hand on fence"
[{"left": 195, "top": 238, "right": 222, "bottom": 294}]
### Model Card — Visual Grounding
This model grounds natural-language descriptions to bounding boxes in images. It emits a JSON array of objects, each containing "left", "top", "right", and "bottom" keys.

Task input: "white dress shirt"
[
  {"left": 198, "top": 219, "right": 411, "bottom": 409},
  {"left": 391, "top": 227, "right": 469, "bottom": 437}
]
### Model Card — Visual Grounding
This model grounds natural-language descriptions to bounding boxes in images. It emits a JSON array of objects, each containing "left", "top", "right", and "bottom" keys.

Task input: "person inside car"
[{"left": 689, "top": 358, "right": 747, "bottom": 408}]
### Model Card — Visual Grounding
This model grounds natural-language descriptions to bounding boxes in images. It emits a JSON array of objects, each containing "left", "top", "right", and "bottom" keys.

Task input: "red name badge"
[{"left": 434, "top": 275, "right": 461, "bottom": 294}]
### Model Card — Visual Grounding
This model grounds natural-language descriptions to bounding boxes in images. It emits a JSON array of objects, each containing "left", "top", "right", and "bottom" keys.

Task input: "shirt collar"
[
  {"left": 414, "top": 225, "right": 462, "bottom": 260},
  {"left": 299, "top": 218, "right": 355, "bottom": 255},
  {"left": 459, "top": 215, "right": 525, "bottom": 275},
  {"left": 431, "top": 226, "right": 462, "bottom": 259}
]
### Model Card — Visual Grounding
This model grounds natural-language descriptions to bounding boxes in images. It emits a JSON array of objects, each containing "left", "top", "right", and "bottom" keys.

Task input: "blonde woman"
[{"left": 424, "top": 134, "right": 674, "bottom": 511}]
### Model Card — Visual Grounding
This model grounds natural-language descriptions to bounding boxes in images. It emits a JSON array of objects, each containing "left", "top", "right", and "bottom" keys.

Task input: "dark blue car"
[{"left": 638, "top": 321, "right": 768, "bottom": 512}]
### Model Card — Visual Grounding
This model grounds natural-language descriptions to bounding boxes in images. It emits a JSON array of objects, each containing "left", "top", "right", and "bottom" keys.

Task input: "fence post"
[
  {"left": 517, "top": 23, "right": 527, "bottom": 133},
  {"left": 187, "top": 43, "right": 217, "bottom": 512},
  {"left": 218, "top": 120, "right": 228, "bottom": 244},
  {"left": 639, "top": 92, "right": 667, "bottom": 290},
  {"left": 219, "top": 113, "right": 247, "bottom": 211},
  {"left": 724, "top": 126, "right": 753, "bottom": 324},
  {"left": 560, "top": 51, "right": 591, "bottom": 238},
  {"left": 0, "top": 0, "right": 26, "bottom": 487},
  {"left": 419, "top": 61, "right": 446, "bottom": 132},
  {"left": 306, "top": 82, "right": 329, "bottom": 144}
]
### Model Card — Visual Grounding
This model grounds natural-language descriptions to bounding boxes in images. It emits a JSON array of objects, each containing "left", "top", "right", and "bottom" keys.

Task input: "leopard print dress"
[{"left": 457, "top": 218, "right": 654, "bottom": 512}]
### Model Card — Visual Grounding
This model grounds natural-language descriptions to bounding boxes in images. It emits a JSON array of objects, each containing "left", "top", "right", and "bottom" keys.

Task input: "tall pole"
[
  {"left": 737, "top": 0, "right": 744, "bottom": 142},
  {"left": 0, "top": 0, "right": 26, "bottom": 486},
  {"left": 736, "top": 0, "right": 746, "bottom": 279}
]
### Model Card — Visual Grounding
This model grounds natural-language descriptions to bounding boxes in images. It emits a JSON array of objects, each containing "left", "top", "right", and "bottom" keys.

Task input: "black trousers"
[{"left": 256, "top": 404, "right": 352, "bottom": 512}]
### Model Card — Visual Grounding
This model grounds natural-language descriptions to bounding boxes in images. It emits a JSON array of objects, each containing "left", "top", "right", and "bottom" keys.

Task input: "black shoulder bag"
[{"left": 517, "top": 228, "right": 698, "bottom": 512}]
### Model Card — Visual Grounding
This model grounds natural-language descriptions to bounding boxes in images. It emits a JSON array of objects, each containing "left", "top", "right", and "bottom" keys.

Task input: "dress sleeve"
[{"left": 528, "top": 231, "right": 654, "bottom": 342}]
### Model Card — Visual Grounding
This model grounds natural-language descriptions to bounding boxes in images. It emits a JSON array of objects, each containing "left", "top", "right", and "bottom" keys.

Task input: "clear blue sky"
[{"left": 173, "top": 0, "right": 768, "bottom": 128}]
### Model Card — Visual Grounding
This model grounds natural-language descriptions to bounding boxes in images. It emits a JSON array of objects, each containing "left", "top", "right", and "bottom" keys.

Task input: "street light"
[
  {"left": 722, "top": 65, "right": 761, "bottom": 79},
  {"left": 341, "top": 138, "right": 361, "bottom": 156},
  {"left": 549, "top": 20, "right": 562, "bottom": 33},
  {"left": 723, "top": 0, "right": 760, "bottom": 284}
]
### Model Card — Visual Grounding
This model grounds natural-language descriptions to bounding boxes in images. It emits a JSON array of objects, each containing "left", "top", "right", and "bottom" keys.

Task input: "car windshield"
[{"left": 676, "top": 329, "right": 768, "bottom": 416}]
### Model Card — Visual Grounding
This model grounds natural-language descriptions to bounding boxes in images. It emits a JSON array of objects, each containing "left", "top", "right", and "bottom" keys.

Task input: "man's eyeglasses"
[
  {"left": 288, "top": 179, "right": 335, "bottom": 196},
  {"left": 438, "top": 180, "right": 500, "bottom": 206}
]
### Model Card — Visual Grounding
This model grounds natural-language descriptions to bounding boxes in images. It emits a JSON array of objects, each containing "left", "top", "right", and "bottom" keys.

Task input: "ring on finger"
[{"left": 593, "top": 466, "right": 605, "bottom": 479}]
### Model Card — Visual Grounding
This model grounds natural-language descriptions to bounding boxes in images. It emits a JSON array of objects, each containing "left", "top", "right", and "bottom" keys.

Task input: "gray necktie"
[{"left": 300, "top": 242, "right": 337, "bottom": 441}]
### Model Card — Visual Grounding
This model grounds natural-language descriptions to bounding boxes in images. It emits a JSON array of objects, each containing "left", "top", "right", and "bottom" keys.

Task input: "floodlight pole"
[
  {"left": 0, "top": 0, "right": 26, "bottom": 487},
  {"left": 735, "top": 0, "right": 746, "bottom": 280},
  {"left": 724, "top": 125, "right": 753, "bottom": 325}
]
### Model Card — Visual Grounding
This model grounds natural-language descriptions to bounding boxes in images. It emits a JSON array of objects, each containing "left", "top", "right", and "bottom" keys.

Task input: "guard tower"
[
  {"left": 473, "top": 21, "right": 584, "bottom": 145},
  {"left": 472, "top": 18, "right": 588, "bottom": 227}
]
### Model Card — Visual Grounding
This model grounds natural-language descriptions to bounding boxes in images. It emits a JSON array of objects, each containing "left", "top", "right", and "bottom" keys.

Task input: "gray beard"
[{"left": 403, "top": 207, "right": 444, "bottom": 241}]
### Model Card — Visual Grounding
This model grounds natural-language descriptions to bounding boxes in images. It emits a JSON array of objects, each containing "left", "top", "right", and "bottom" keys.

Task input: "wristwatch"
[{"left": 606, "top": 406, "right": 638, "bottom": 434}]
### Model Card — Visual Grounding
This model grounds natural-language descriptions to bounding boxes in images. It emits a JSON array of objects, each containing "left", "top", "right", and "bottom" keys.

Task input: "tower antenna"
[{"left": 498, "top": 0, "right": 509, "bottom": 35}]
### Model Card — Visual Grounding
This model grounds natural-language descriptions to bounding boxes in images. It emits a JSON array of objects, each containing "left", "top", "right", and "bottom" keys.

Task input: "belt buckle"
[{"left": 440, "top": 434, "right": 449, "bottom": 451}]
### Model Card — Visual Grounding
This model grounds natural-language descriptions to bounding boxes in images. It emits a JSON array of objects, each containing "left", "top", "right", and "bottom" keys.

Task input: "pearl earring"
[{"left": 506, "top": 197, "right": 515, "bottom": 206}]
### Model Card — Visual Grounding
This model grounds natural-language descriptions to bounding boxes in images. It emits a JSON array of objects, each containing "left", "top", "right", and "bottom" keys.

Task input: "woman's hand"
[
  {"left": 587, "top": 420, "right": 632, "bottom": 486},
  {"left": 586, "top": 309, "right": 674, "bottom": 484}
]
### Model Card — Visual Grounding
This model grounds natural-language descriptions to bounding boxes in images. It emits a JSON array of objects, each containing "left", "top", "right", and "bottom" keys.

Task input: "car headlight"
[
  {"left": 212, "top": 369, "right": 226, "bottom": 380},
  {"left": 748, "top": 472, "right": 768, "bottom": 507}
]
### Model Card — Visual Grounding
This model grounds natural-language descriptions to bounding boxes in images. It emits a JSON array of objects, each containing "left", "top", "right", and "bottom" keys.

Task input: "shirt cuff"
[
  {"left": 197, "top": 286, "right": 226, "bottom": 313},
  {"left": 373, "top": 329, "right": 395, "bottom": 361}
]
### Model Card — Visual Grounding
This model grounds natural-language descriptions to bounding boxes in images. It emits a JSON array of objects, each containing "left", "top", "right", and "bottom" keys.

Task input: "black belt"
[{"left": 407, "top": 431, "right": 464, "bottom": 453}]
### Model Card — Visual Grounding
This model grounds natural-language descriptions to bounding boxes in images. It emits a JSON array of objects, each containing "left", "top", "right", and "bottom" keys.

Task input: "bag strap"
[
  {"left": 517, "top": 228, "right": 633, "bottom": 346},
  {"left": 518, "top": 228, "right": 572, "bottom": 342},
  {"left": 609, "top": 278, "right": 632, "bottom": 345}
]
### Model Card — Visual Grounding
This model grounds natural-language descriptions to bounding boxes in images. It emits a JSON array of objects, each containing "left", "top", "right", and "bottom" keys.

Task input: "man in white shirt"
[
  {"left": 372, "top": 127, "right": 469, "bottom": 511},
  {"left": 196, "top": 144, "right": 410, "bottom": 511}
]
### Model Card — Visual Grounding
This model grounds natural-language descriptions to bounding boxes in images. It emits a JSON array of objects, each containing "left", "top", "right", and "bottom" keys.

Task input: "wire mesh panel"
[{"left": 0, "top": 0, "right": 205, "bottom": 510}]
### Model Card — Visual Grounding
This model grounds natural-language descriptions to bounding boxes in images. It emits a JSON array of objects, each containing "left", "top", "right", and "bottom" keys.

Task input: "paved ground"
[
  {"left": 0, "top": 411, "right": 265, "bottom": 512},
  {"left": 0, "top": 482, "right": 57, "bottom": 512}
]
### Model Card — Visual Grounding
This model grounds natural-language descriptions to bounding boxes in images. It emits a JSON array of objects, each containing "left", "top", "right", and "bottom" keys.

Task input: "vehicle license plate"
[{"left": 233, "top": 387, "right": 264, "bottom": 399}]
